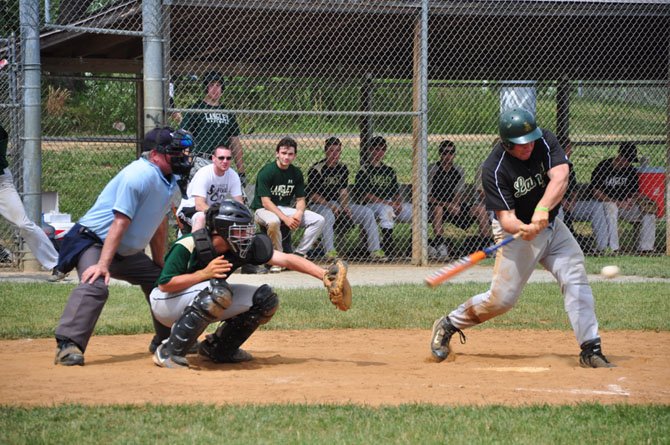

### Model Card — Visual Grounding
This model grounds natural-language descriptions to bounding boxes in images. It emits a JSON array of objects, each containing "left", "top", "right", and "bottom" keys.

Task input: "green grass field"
[{"left": 1, "top": 274, "right": 668, "bottom": 443}]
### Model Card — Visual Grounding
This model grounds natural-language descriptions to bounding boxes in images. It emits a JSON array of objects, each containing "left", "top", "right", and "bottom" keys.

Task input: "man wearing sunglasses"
[{"left": 179, "top": 145, "right": 243, "bottom": 233}]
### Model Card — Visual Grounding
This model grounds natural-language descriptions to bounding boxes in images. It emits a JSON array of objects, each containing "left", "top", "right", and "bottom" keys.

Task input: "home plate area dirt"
[{"left": 1, "top": 329, "right": 668, "bottom": 406}]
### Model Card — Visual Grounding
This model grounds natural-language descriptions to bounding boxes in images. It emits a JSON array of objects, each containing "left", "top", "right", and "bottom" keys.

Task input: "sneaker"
[
  {"left": 149, "top": 336, "right": 199, "bottom": 355},
  {"left": 579, "top": 338, "right": 616, "bottom": 368},
  {"left": 54, "top": 341, "right": 85, "bottom": 366},
  {"left": 153, "top": 343, "right": 189, "bottom": 369},
  {"left": 430, "top": 316, "right": 466, "bottom": 362},
  {"left": 437, "top": 244, "right": 450, "bottom": 261},
  {"left": 48, "top": 268, "right": 68, "bottom": 282},
  {"left": 199, "top": 342, "right": 253, "bottom": 363},
  {"left": 369, "top": 249, "right": 388, "bottom": 262},
  {"left": 269, "top": 265, "right": 283, "bottom": 273},
  {"left": 324, "top": 249, "right": 339, "bottom": 260},
  {"left": 241, "top": 263, "right": 269, "bottom": 274}
]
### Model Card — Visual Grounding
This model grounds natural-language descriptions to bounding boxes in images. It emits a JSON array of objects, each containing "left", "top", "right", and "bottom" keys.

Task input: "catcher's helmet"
[
  {"left": 499, "top": 108, "right": 543, "bottom": 145},
  {"left": 206, "top": 200, "right": 255, "bottom": 258}
]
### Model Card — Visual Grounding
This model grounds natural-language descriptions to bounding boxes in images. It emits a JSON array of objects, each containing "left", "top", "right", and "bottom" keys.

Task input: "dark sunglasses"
[{"left": 216, "top": 155, "right": 233, "bottom": 161}]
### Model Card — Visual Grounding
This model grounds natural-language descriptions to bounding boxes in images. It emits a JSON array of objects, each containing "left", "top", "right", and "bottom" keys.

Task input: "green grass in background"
[
  {"left": 1, "top": 275, "right": 667, "bottom": 339},
  {"left": 1, "top": 404, "right": 668, "bottom": 444}
]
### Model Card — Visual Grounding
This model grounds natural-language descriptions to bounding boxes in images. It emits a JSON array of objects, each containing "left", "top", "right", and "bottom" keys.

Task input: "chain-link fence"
[{"left": 1, "top": 0, "right": 668, "bottom": 269}]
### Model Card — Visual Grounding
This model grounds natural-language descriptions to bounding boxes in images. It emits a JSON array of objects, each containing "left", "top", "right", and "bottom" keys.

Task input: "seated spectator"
[
  {"left": 177, "top": 144, "right": 243, "bottom": 233},
  {"left": 427, "top": 140, "right": 490, "bottom": 260},
  {"left": 251, "top": 137, "right": 325, "bottom": 272},
  {"left": 590, "top": 142, "right": 656, "bottom": 254},
  {"left": 354, "top": 136, "right": 412, "bottom": 256},
  {"left": 559, "top": 139, "right": 610, "bottom": 254},
  {"left": 307, "top": 137, "right": 387, "bottom": 262}
]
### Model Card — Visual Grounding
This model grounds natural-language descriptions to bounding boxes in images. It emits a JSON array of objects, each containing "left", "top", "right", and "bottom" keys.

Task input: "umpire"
[
  {"left": 53, "top": 127, "right": 193, "bottom": 366},
  {"left": 430, "top": 109, "right": 615, "bottom": 368}
]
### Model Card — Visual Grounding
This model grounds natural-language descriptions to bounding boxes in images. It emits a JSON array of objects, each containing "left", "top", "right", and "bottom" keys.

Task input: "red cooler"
[{"left": 637, "top": 167, "right": 665, "bottom": 218}]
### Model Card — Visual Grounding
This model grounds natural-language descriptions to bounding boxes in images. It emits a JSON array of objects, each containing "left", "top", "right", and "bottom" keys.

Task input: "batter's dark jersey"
[
  {"left": 307, "top": 160, "right": 349, "bottom": 202},
  {"left": 590, "top": 158, "right": 639, "bottom": 201},
  {"left": 481, "top": 129, "right": 569, "bottom": 224},
  {"left": 156, "top": 233, "right": 273, "bottom": 286}
]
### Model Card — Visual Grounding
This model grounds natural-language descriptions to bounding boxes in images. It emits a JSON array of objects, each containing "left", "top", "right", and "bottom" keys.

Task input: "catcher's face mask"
[{"left": 227, "top": 224, "right": 255, "bottom": 258}]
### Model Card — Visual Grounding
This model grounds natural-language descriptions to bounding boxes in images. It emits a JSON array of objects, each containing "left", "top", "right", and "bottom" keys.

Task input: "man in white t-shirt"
[{"left": 179, "top": 145, "right": 243, "bottom": 232}]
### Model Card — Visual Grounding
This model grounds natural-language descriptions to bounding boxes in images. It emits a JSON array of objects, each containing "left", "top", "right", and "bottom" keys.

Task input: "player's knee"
[
  {"left": 251, "top": 284, "right": 279, "bottom": 325},
  {"left": 487, "top": 290, "right": 517, "bottom": 313},
  {"left": 193, "top": 280, "right": 233, "bottom": 321}
]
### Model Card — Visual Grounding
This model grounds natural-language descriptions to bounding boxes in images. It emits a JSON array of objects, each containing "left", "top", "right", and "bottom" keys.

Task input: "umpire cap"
[{"left": 141, "top": 127, "right": 174, "bottom": 152}]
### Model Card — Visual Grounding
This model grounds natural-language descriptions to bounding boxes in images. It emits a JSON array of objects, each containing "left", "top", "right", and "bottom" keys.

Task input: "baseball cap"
[
  {"left": 202, "top": 71, "right": 224, "bottom": 88},
  {"left": 142, "top": 127, "right": 174, "bottom": 152},
  {"left": 619, "top": 142, "right": 639, "bottom": 163},
  {"left": 324, "top": 137, "right": 341, "bottom": 149}
]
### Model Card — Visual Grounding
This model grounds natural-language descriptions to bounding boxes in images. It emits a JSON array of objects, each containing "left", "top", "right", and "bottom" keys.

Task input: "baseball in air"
[{"left": 600, "top": 265, "right": 620, "bottom": 279}]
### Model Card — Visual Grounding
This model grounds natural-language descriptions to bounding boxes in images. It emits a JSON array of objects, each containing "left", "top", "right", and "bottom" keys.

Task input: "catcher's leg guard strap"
[
  {"left": 204, "top": 285, "right": 278, "bottom": 359},
  {"left": 165, "top": 281, "right": 233, "bottom": 357}
]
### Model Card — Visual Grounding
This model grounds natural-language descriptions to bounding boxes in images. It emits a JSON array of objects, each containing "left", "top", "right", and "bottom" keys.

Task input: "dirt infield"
[{"left": 1, "top": 329, "right": 668, "bottom": 407}]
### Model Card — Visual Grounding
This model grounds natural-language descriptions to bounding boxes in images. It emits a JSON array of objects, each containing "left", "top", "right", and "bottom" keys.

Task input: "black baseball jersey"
[
  {"left": 590, "top": 158, "right": 639, "bottom": 201},
  {"left": 354, "top": 163, "right": 399, "bottom": 201},
  {"left": 307, "top": 160, "right": 349, "bottom": 202},
  {"left": 481, "top": 129, "right": 569, "bottom": 224}
]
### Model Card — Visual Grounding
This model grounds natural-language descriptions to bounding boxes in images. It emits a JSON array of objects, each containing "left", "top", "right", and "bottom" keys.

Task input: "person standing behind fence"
[
  {"left": 353, "top": 136, "right": 412, "bottom": 256},
  {"left": 0, "top": 124, "right": 63, "bottom": 280},
  {"left": 427, "top": 140, "right": 490, "bottom": 260},
  {"left": 307, "top": 137, "right": 387, "bottom": 262},
  {"left": 590, "top": 142, "right": 656, "bottom": 254},
  {"left": 251, "top": 137, "right": 324, "bottom": 271},
  {"left": 53, "top": 127, "right": 193, "bottom": 366},
  {"left": 181, "top": 72, "right": 247, "bottom": 187}
]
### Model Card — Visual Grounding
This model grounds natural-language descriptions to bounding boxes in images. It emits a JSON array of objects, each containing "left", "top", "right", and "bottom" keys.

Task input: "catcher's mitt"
[
  {"left": 638, "top": 196, "right": 658, "bottom": 215},
  {"left": 323, "top": 259, "right": 352, "bottom": 311}
]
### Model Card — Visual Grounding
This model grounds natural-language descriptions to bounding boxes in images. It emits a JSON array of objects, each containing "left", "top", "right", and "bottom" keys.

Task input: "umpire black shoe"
[
  {"left": 54, "top": 341, "right": 84, "bottom": 366},
  {"left": 579, "top": 338, "right": 616, "bottom": 368},
  {"left": 430, "top": 316, "right": 466, "bottom": 362}
]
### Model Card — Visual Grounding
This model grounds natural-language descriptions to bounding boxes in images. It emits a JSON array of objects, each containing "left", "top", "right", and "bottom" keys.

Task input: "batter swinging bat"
[{"left": 424, "top": 232, "right": 522, "bottom": 288}]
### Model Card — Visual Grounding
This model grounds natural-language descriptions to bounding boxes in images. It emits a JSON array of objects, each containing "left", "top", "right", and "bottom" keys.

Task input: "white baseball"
[{"left": 600, "top": 265, "right": 620, "bottom": 279}]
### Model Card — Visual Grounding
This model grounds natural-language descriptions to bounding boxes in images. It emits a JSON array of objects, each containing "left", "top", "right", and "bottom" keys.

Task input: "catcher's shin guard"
[
  {"left": 199, "top": 284, "right": 278, "bottom": 363},
  {"left": 164, "top": 280, "right": 233, "bottom": 359}
]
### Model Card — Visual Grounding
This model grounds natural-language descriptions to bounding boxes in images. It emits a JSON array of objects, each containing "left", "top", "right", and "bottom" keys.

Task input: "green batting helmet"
[{"left": 498, "top": 108, "right": 543, "bottom": 145}]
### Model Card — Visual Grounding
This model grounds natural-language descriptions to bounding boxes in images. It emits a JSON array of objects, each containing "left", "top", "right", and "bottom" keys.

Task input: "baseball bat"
[{"left": 424, "top": 232, "right": 522, "bottom": 288}]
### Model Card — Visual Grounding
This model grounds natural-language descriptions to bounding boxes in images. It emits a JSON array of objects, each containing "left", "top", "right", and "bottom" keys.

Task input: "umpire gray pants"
[
  {"left": 448, "top": 218, "right": 600, "bottom": 346},
  {"left": 55, "top": 244, "right": 165, "bottom": 352}
]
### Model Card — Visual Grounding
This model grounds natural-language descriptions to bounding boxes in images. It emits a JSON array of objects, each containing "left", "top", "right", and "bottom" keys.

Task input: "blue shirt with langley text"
[{"left": 79, "top": 158, "right": 177, "bottom": 256}]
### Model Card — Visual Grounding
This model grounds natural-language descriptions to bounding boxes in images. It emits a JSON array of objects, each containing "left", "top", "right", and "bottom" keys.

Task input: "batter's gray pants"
[
  {"left": 55, "top": 244, "right": 167, "bottom": 352},
  {"left": 448, "top": 218, "right": 600, "bottom": 346},
  {"left": 310, "top": 202, "right": 382, "bottom": 253},
  {"left": 254, "top": 206, "right": 325, "bottom": 256}
]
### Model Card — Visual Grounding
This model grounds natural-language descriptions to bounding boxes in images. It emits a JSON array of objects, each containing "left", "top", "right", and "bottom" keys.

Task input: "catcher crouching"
[{"left": 149, "top": 200, "right": 351, "bottom": 369}]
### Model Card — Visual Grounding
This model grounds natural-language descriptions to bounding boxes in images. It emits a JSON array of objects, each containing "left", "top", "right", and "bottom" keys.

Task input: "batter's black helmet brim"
[{"left": 506, "top": 126, "right": 543, "bottom": 144}]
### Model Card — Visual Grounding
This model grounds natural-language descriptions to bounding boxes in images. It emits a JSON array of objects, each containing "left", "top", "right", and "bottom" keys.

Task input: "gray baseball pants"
[
  {"left": 55, "top": 244, "right": 167, "bottom": 351},
  {"left": 310, "top": 202, "right": 382, "bottom": 253},
  {"left": 448, "top": 218, "right": 600, "bottom": 346},
  {"left": 254, "top": 206, "right": 325, "bottom": 256}
]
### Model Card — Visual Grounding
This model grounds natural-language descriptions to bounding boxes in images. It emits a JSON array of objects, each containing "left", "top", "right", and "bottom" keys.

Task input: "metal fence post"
[
  {"left": 19, "top": 0, "right": 42, "bottom": 271},
  {"left": 143, "top": 0, "right": 163, "bottom": 131}
]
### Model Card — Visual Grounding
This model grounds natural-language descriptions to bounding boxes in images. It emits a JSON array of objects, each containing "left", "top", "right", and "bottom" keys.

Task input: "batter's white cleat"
[{"left": 430, "top": 316, "right": 466, "bottom": 362}]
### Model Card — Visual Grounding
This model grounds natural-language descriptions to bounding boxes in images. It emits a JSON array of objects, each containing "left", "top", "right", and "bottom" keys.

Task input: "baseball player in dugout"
[
  {"left": 181, "top": 71, "right": 247, "bottom": 186},
  {"left": 53, "top": 127, "right": 194, "bottom": 366},
  {"left": 150, "top": 200, "right": 351, "bottom": 369},
  {"left": 430, "top": 108, "right": 615, "bottom": 369}
]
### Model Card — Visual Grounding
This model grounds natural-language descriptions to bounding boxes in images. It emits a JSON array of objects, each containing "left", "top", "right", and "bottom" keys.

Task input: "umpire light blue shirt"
[{"left": 78, "top": 158, "right": 177, "bottom": 256}]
